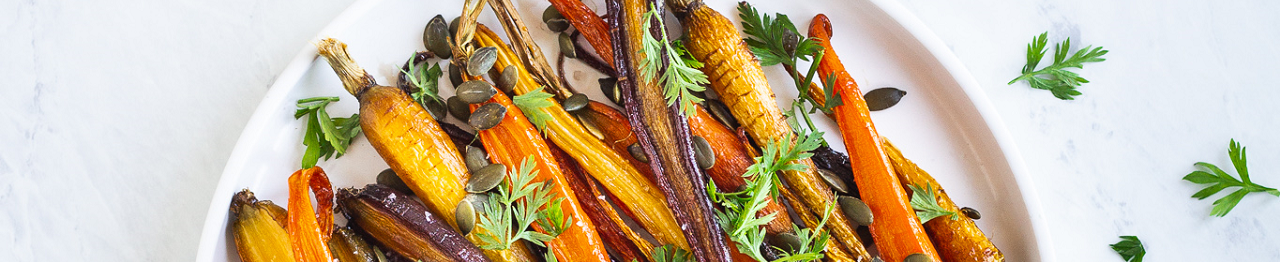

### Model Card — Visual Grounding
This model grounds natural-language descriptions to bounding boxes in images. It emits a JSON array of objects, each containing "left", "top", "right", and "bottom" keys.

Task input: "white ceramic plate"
[{"left": 195, "top": 0, "right": 1054, "bottom": 261}]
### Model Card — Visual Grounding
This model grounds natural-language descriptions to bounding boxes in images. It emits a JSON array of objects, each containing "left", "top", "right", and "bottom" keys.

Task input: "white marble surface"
[{"left": 2, "top": 0, "right": 1277, "bottom": 261}]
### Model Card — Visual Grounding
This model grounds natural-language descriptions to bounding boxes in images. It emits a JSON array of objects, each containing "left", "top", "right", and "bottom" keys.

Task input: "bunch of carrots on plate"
[{"left": 226, "top": 0, "right": 1003, "bottom": 261}]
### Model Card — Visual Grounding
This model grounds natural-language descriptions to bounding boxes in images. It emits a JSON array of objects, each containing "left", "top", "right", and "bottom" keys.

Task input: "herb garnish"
[
  {"left": 738, "top": 2, "right": 840, "bottom": 146},
  {"left": 651, "top": 244, "right": 692, "bottom": 262},
  {"left": 638, "top": 5, "right": 709, "bottom": 116},
  {"left": 294, "top": 96, "right": 362, "bottom": 168},
  {"left": 708, "top": 130, "right": 830, "bottom": 261},
  {"left": 1008, "top": 32, "right": 1108, "bottom": 100},
  {"left": 474, "top": 156, "right": 571, "bottom": 250},
  {"left": 909, "top": 183, "right": 957, "bottom": 223},
  {"left": 512, "top": 87, "right": 557, "bottom": 132},
  {"left": 1110, "top": 236, "right": 1145, "bottom": 262},
  {"left": 401, "top": 56, "right": 445, "bottom": 109},
  {"left": 1183, "top": 139, "right": 1278, "bottom": 217}
]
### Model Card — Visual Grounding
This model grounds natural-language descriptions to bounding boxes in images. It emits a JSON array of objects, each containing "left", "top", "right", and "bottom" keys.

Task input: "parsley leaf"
[
  {"left": 1008, "top": 32, "right": 1108, "bottom": 100},
  {"left": 638, "top": 5, "right": 708, "bottom": 116},
  {"left": 1183, "top": 139, "right": 1279, "bottom": 217},
  {"left": 651, "top": 245, "right": 691, "bottom": 262},
  {"left": 401, "top": 55, "right": 445, "bottom": 110},
  {"left": 474, "top": 156, "right": 571, "bottom": 250},
  {"left": 512, "top": 87, "right": 557, "bottom": 132},
  {"left": 294, "top": 96, "right": 362, "bottom": 168},
  {"left": 671, "top": 39, "right": 703, "bottom": 68},
  {"left": 1110, "top": 236, "right": 1145, "bottom": 262},
  {"left": 909, "top": 183, "right": 957, "bottom": 223},
  {"left": 708, "top": 129, "right": 827, "bottom": 261}
]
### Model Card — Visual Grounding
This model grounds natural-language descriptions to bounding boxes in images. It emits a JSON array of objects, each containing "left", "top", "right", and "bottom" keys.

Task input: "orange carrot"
[
  {"left": 286, "top": 167, "right": 335, "bottom": 262},
  {"left": 808, "top": 14, "right": 941, "bottom": 262},
  {"left": 548, "top": 0, "right": 614, "bottom": 69}
]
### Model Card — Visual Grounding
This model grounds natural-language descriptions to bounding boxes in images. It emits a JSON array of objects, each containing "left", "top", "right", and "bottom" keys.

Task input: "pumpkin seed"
[
  {"left": 781, "top": 29, "right": 799, "bottom": 57},
  {"left": 961, "top": 207, "right": 981, "bottom": 220},
  {"left": 577, "top": 115, "right": 605, "bottom": 140},
  {"left": 542, "top": 6, "right": 564, "bottom": 23},
  {"left": 376, "top": 168, "right": 413, "bottom": 195},
  {"left": 692, "top": 136, "right": 715, "bottom": 170},
  {"left": 559, "top": 33, "right": 577, "bottom": 58},
  {"left": 448, "top": 62, "right": 463, "bottom": 87},
  {"left": 447, "top": 96, "right": 471, "bottom": 120},
  {"left": 818, "top": 168, "right": 850, "bottom": 194},
  {"left": 463, "top": 193, "right": 489, "bottom": 211},
  {"left": 423, "top": 15, "right": 451, "bottom": 59},
  {"left": 456, "top": 80, "right": 497, "bottom": 104},
  {"left": 423, "top": 99, "right": 447, "bottom": 121},
  {"left": 495, "top": 65, "right": 518, "bottom": 95},
  {"left": 466, "top": 164, "right": 507, "bottom": 193},
  {"left": 467, "top": 46, "right": 498, "bottom": 76},
  {"left": 464, "top": 145, "right": 489, "bottom": 172},
  {"left": 767, "top": 233, "right": 803, "bottom": 254},
  {"left": 468, "top": 103, "right": 506, "bottom": 131},
  {"left": 449, "top": 16, "right": 461, "bottom": 38},
  {"left": 628, "top": 143, "right": 649, "bottom": 163},
  {"left": 599, "top": 77, "right": 621, "bottom": 105},
  {"left": 864, "top": 87, "right": 906, "bottom": 111},
  {"left": 872, "top": 258, "right": 884, "bottom": 262},
  {"left": 546, "top": 19, "right": 570, "bottom": 32},
  {"left": 903, "top": 253, "right": 933, "bottom": 262},
  {"left": 705, "top": 99, "right": 738, "bottom": 128},
  {"left": 839, "top": 196, "right": 874, "bottom": 227},
  {"left": 454, "top": 201, "right": 476, "bottom": 235},
  {"left": 563, "top": 93, "right": 589, "bottom": 112}
]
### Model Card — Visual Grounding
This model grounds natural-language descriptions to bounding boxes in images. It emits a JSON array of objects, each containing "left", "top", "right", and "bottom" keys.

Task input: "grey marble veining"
[{"left": 1, "top": 0, "right": 1278, "bottom": 261}]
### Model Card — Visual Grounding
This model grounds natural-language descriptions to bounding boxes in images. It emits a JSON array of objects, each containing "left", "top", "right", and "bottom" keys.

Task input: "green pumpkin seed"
[
  {"left": 464, "top": 145, "right": 489, "bottom": 172},
  {"left": 423, "top": 15, "right": 451, "bottom": 59},
  {"left": 599, "top": 77, "right": 620, "bottom": 105},
  {"left": 563, "top": 93, "right": 589, "bottom": 112},
  {"left": 577, "top": 115, "right": 605, "bottom": 140},
  {"left": 781, "top": 29, "right": 799, "bottom": 57},
  {"left": 692, "top": 136, "right": 715, "bottom": 170},
  {"left": 376, "top": 168, "right": 413, "bottom": 195},
  {"left": 454, "top": 201, "right": 476, "bottom": 235},
  {"left": 542, "top": 6, "right": 564, "bottom": 23},
  {"left": 496, "top": 65, "right": 518, "bottom": 95},
  {"left": 903, "top": 253, "right": 933, "bottom": 262},
  {"left": 839, "top": 196, "right": 874, "bottom": 227},
  {"left": 546, "top": 19, "right": 570, "bottom": 32},
  {"left": 463, "top": 193, "right": 489, "bottom": 211},
  {"left": 864, "top": 87, "right": 906, "bottom": 111},
  {"left": 768, "top": 233, "right": 803, "bottom": 254},
  {"left": 447, "top": 96, "right": 471, "bottom": 121},
  {"left": 819, "top": 168, "right": 850, "bottom": 194},
  {"left": 705, "top": 99, "right": 738, "bottom": 128},
  {"left": 449, "top": 62, "right": 463, "bottom": 87},
  {"left": 467, "top": 46, "right": 498, "bottom": 76},
  {"left": 423, "top": 99, "right": 447, "bottom": 121},
  {"left": 468, "top": 103, "right": 506, "bottom": 131},
  {"left": 961, "top": 207, "right": 981, "bottom": 220},
  {"left": 449, "top": 16, "right": 461, "bottom": 38},
  {"left": 628, "top": 143, "right": 649, "bottom": 163},
  {"left": 466, "top": 164, "right": 507, "bottom": 193},
  {"left": 456, "top": 80, "right": 497, "bottom": 104},
  {"left": 559, "top": 33, "right": 577, "bottom": 58},
  {"left": 872, "top": 258, "right": 885, "bottom": 262}
]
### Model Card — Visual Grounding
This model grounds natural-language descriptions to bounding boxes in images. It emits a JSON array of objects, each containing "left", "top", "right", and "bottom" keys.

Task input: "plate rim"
[{"left": 193, "top": 0, "right": 1056, "bottom": 261}]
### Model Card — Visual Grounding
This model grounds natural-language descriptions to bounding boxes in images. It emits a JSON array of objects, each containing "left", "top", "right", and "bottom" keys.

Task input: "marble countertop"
[{"left": 2, "top": 0, "right": 1277, "bottom": 260}]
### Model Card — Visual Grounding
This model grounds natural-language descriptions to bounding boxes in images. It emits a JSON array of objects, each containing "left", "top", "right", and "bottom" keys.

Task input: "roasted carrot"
[
  {"left": 577, "top": 101, "right": 658, "bottom": 185},
  {"left": 286, "top": 167, "right": 335, "bottom": 262},
  {"left": 473, "top": 25, "right": 690, "bottom": 250},
  {"left": 883, "top": 139, "right": 1004, "bottom": 262},
  {"left": 315, "top": 39, "right": 469, "bottom": 229},
  {"left": 808, "top": 14, "right": 941, "bottom": 262},
  {"left": 551, "top": 143, "right": 649, "bottom": 262},
  {"left": 688, "top": 104, "right": 792, "bottom": 235},
  {"left": 230, "top": 190, "right": 295, "bottom": 262},
  {"left": 665, "top": 0, "right": 871, "bottom": 260},
  {"left": 469, "top": 84, "right": 611, "bottom": 262},
  {"left": 548, "top": 0, "right": 614, "bottom": 69},
  {"left": 338, "top": 184, "right": 491, "bottom": 262}
]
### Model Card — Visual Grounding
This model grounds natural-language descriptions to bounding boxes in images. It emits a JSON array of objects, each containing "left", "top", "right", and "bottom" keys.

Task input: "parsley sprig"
[
  {"left": 638, "top": 5, "right": 709, "bottom": 116},
  {"left": 511, "top": 87, "right": 557, "bottom": 132},
  {"left": 1110, "top": 236, "right": 1145, "bottom": 262},
  {"left": 738, "top": 2, "right": 840, "bottom": 146},
  {"left": 909, "top": 183, "right": 957, "bottom": 223},
  {"left": 1008, "top": 32, "right": 1108, "bottom": 100},
  {"left": 1183, "top": 139, "right": 1279, "bottom": 217},
  {"left": 708, "top": 130, "right": 830, "bottom": 261},
  {"left": 401, "top": 55, "right": 445, "bottom": 110},
  {"left": 294, "top": 96, "right": 362, "bottom": 168},
  {"left": 474, "top": 156, "right": 572, "bottom": 250}
]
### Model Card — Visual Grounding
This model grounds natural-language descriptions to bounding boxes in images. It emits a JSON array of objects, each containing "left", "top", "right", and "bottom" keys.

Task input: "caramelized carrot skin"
[
  {"left": 548, "top": 0, "right": 614, "bottom": 68},
  {"left": 286, "top": 167, "right": 335, "bottom": 262},
  {"left": 471, "top": 89, "right": 611, "bottom": 262},
  {"left": 808, "top": 14, "right": 940, "bottom": 262},
  {"left": 358, "top": 85, "right": 471, "bottom": 229}
]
